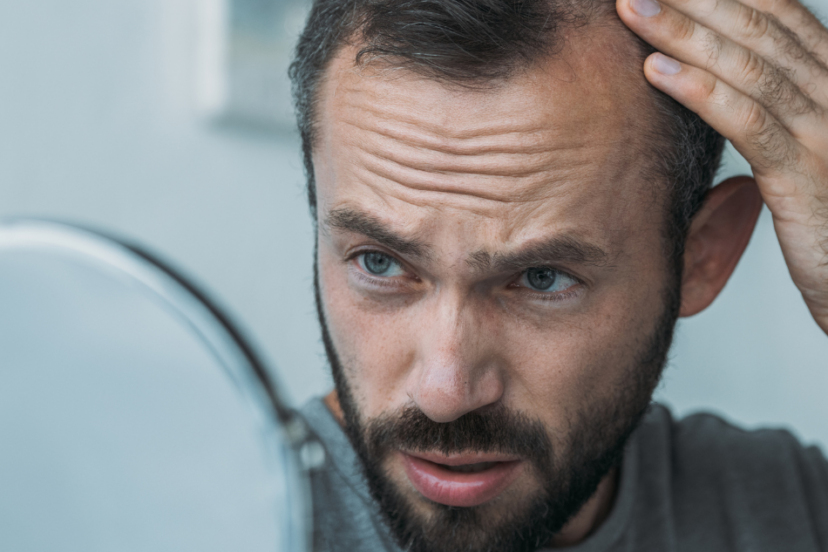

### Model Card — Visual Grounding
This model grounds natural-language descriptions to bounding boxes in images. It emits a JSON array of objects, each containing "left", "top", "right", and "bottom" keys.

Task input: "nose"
[{"left": 406, "top": 293, "right": 505, "bottom": 423}]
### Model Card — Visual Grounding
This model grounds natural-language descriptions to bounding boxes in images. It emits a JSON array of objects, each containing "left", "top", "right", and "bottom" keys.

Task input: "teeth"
[{"left": 443, "top": 462, "right": 497, "bottom": 473}]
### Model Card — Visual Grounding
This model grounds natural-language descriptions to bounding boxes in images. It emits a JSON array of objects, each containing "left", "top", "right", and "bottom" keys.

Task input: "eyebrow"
[
  {"left": 469, "top": 236, "right": 610, "bottom": 273},
  {"left": 325, "top": 207, "right": 609, "bottom": 271},
  {"left": 325, "top": 208, "right": 431, "bottom": 259}
]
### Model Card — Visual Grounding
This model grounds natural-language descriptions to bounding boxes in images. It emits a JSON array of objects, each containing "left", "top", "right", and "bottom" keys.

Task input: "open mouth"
[
  {"left": 441, "top": 461, "right": 498, "bottom": 473},
  {"left": 399, "top": 452, "right": 523, "bottom": 508}
]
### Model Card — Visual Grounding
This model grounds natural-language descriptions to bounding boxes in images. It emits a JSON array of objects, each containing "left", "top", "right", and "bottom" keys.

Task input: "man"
[{"left": 288, "top": 0, "right": 828, "bottom": 550}]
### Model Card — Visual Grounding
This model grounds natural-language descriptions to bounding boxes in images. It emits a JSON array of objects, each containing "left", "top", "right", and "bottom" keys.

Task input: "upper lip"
[{"left": 402, "top": 450, "right": 521, "bottom": 466}]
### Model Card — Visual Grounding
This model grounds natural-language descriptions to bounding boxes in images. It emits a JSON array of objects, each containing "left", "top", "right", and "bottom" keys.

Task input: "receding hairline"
[
  {"left": 347, "top": 0, "right": 616, "bottom": 82},
  {"left": 310, "top": 14, "right": 659, "bottom": 157}
]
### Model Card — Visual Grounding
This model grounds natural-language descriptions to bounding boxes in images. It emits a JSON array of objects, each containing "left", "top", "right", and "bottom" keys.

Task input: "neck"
[
  {"left": 546, "top": 468, "right": 618, "bottom": 547},
  {"left": 324, "top": 390, "right": 346, "bottom": 426}
]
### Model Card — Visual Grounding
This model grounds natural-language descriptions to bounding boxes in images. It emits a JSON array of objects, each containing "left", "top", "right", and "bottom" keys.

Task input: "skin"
[{"left": 312, "top": 20, "right": 767, "bottom": 547}]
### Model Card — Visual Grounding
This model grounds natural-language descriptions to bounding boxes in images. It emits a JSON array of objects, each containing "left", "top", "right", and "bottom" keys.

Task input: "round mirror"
[{"left": 0, "top": 219, "right": 318, "bottom": 552}]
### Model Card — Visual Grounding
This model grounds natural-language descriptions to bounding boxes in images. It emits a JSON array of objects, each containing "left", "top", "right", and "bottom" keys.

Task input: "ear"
[{"left": 680, "top": 176, "right": 763, "bottom": 317}]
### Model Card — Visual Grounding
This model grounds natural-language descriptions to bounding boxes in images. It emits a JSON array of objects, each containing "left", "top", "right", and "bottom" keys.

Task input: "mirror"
[{"left": 0, "top": 219, "right": 319, "bottom": 552}]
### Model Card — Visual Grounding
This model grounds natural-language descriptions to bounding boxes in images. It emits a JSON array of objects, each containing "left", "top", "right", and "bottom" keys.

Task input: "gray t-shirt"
[{"left": 300, "top": 398, "right": 828, "bottom": 551}]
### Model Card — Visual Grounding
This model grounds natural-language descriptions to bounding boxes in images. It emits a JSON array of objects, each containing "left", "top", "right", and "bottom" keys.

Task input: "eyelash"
[
  {"left": 518, "top": 285, "right": 582, "bottom": 303},
  {"left": 508, "top": 271, "right": 583, "bottom": 302},
  {"left": 347, "top": 249, "right": 583, "bottom": 300},
  {"left": 346, "top": 250, "right": 417, "bottom": 289},
  {"left": 353, "top": 269, "right": 408, "bottom": 289}
]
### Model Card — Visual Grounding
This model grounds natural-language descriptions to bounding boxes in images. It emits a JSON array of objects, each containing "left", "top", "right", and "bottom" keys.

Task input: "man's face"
[{"left": 313, "top": 29, "right": 676, "bottom": 552}]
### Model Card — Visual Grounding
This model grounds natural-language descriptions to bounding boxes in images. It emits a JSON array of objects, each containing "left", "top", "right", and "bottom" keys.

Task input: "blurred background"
[{"left": 1, "top": 0, "right": 826, "bottom": 449}]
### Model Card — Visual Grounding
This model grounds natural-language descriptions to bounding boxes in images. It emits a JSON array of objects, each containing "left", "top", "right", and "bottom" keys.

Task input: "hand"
[{"left": 617, "top": 0, "right": 828, "bottom": 334}]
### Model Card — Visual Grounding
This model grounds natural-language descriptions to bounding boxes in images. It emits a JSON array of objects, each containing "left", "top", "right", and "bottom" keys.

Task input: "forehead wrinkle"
[
  {"left": 363, "top": 182, "right": 557, "bottom": 223},
  {"left": 339, "top": 89, "right": 567, "bottom": 157},
  {"left": 346, "top": 116, "right": 567, "bottom": 160},
  {"left": 332, "top": 113, "right": 646, "bottom": 223},
  {"left": 337, "top": 155, "right": 563, "bottom": 221},
  {"left": 331, "top": 84, "right": 632, "bottom": 205},
  {"left": 318, "top": 40, "right": 664, "bottom": 248},
  {"left": 335, "top": 73, "right": 549, "bottom": 142},
  {"left": 340, "top": 119, "right": 602, "bottom": 185},
  {"left": 354, "top": 151, "right": 576, "bottom": 203},
  {"left": 346, "top": 134, "right": 594, "bottom": 204},
  {"left": 355, "top": 135, "right": 589, "bottom": 179}
]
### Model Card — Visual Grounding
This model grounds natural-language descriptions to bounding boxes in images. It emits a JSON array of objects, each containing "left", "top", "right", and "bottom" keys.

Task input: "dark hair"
[{"left": 289, "top": 0, "right": 724, "bottom": 277}]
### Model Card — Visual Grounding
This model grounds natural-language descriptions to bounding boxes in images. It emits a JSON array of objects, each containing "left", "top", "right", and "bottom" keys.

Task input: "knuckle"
[
  {"left": 754, "top": 63, "right": 816, "bottom": 115},
  {"left": 783, "top": 83, "right": 817, "bottom": 116},
  {"left": 691, "top": 72, "right": 719, "bottom": 104},
  {"left": 742, "top": 108, "right": 799, "bottom": 169},
  {"left": 770, "top": 0, "right": 799, "bottom": 14},
  {"left": 734, "top": 6, "right": 812, "bottom": 65},
  {"left": 736, "top": 49, "right": 768, "bottom": 88},
  {"left": 702, "top": 32, "right": 724, "bottom": 65},
  {"left": 739, "top": 6, "right": 773, "bottom": 42},
  {"left": 672, "top": 15, "right": 697, "bottom": 44},
  {"left": 766, "top": 13, "right": 810, "bottom": 61},
  {"left": 742, "top": 102, "right": 771, "bottom": 134},
  {"left": 754, "top": 0, "right": 797, "bottom": 14}
]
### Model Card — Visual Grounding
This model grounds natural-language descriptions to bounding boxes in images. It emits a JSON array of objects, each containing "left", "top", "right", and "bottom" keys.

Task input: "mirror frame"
[{"left": 0, "top": 217, "right": 321, "bottom": 551}]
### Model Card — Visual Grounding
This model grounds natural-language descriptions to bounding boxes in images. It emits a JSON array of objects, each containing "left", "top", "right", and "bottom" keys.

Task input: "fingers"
[
  {"left": 644, "top": 52, "right": 805, "bottom": 187},
  {"left": 740, "top": 0, "right": 828, "bottom": 63},
  {"left": 618, "top": 0, "right": 828, "bottom": 335},
  {"left": 618, "top": 0, "right": 826, "bottom": 130},
  {"left": 660, "top": 0, "right": 828, "bottom": 102}
]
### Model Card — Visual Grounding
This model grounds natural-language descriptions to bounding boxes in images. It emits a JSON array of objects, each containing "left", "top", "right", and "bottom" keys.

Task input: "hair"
[{"left": 289, "top": 0, "right": 725, "bottom": 281}]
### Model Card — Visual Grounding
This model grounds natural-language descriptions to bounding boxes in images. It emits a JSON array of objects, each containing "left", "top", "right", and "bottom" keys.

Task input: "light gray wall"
[{"left": 1, "top": 0, "right": 826, "bottom": 448}]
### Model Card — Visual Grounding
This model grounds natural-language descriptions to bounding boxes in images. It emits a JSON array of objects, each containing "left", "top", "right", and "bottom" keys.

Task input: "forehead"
[{"left": 313, "top": 27, "right": 663, "bottom": 253}]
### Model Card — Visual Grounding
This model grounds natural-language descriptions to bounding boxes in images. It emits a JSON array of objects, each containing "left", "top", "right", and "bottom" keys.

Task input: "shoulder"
[
  {"left": 636, "top": 404, "right": 828, "bottom": 549},
  {"left": 640, "top": 404, "right": 828, "bottom": 491},
  {"left": 298, "top": 397, "right": 402, "bottom": 552},
  {"left": 662, "top": 406, "right": 828, "bottom": 478}
]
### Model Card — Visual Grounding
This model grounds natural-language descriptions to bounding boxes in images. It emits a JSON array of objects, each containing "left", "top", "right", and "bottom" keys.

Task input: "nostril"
[{"left": 409, "top": 367, "right": 505, "bottom": 424}]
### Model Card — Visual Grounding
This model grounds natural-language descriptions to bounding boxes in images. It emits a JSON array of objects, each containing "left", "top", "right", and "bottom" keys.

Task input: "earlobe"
[{"left": 679, "top": 176, "right": 763, "bottom": 317}]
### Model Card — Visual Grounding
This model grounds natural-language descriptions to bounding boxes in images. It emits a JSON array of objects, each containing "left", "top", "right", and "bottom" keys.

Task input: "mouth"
[{"left": 399, "top": 451, "right": 523, "bottom": 508}]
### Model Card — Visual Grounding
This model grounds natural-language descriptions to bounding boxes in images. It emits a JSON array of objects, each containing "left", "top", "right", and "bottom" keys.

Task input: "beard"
[{"left": 314, "top": 264, "right": 679, "bottom": 552}]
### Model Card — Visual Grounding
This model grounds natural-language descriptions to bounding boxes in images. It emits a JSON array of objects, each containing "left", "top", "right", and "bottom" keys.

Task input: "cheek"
[
  {"left": 497, "top": 279, "right": 667, "bottom": 433},
  {"left": 318, "top": 245, "right": 416, "bottom": 416}
]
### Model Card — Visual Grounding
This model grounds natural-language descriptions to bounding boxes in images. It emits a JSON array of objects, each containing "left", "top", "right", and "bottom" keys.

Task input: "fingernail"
[
  {"left": 631, "top": 0, "right": 661, "bottom": 17},
  {"left": 652, "top": 53, "right": 681, "bottom": 75}
]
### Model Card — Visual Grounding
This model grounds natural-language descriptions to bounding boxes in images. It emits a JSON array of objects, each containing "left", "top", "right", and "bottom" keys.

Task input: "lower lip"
[{"left": 400, "top": 453, "right": 523, "bottom": 507}]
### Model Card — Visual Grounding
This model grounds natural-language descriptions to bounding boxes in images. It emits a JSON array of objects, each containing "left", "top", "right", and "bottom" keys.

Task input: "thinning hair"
[{"left": 289, "top": 0, "right": 724, "bottom": 282}]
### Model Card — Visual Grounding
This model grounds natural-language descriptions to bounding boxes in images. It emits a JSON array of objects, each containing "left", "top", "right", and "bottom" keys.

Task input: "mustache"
[{"left": 364, "top": 404, "right": 554, "bottom": 462}]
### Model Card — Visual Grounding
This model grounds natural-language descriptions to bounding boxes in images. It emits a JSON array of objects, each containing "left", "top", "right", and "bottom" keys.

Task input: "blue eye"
[
  {"left": 358, "top": 252, "right": 404, "bottom": 277},
  {"left": 521, "top": 267, "right": 576, "bottom": 293}
]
